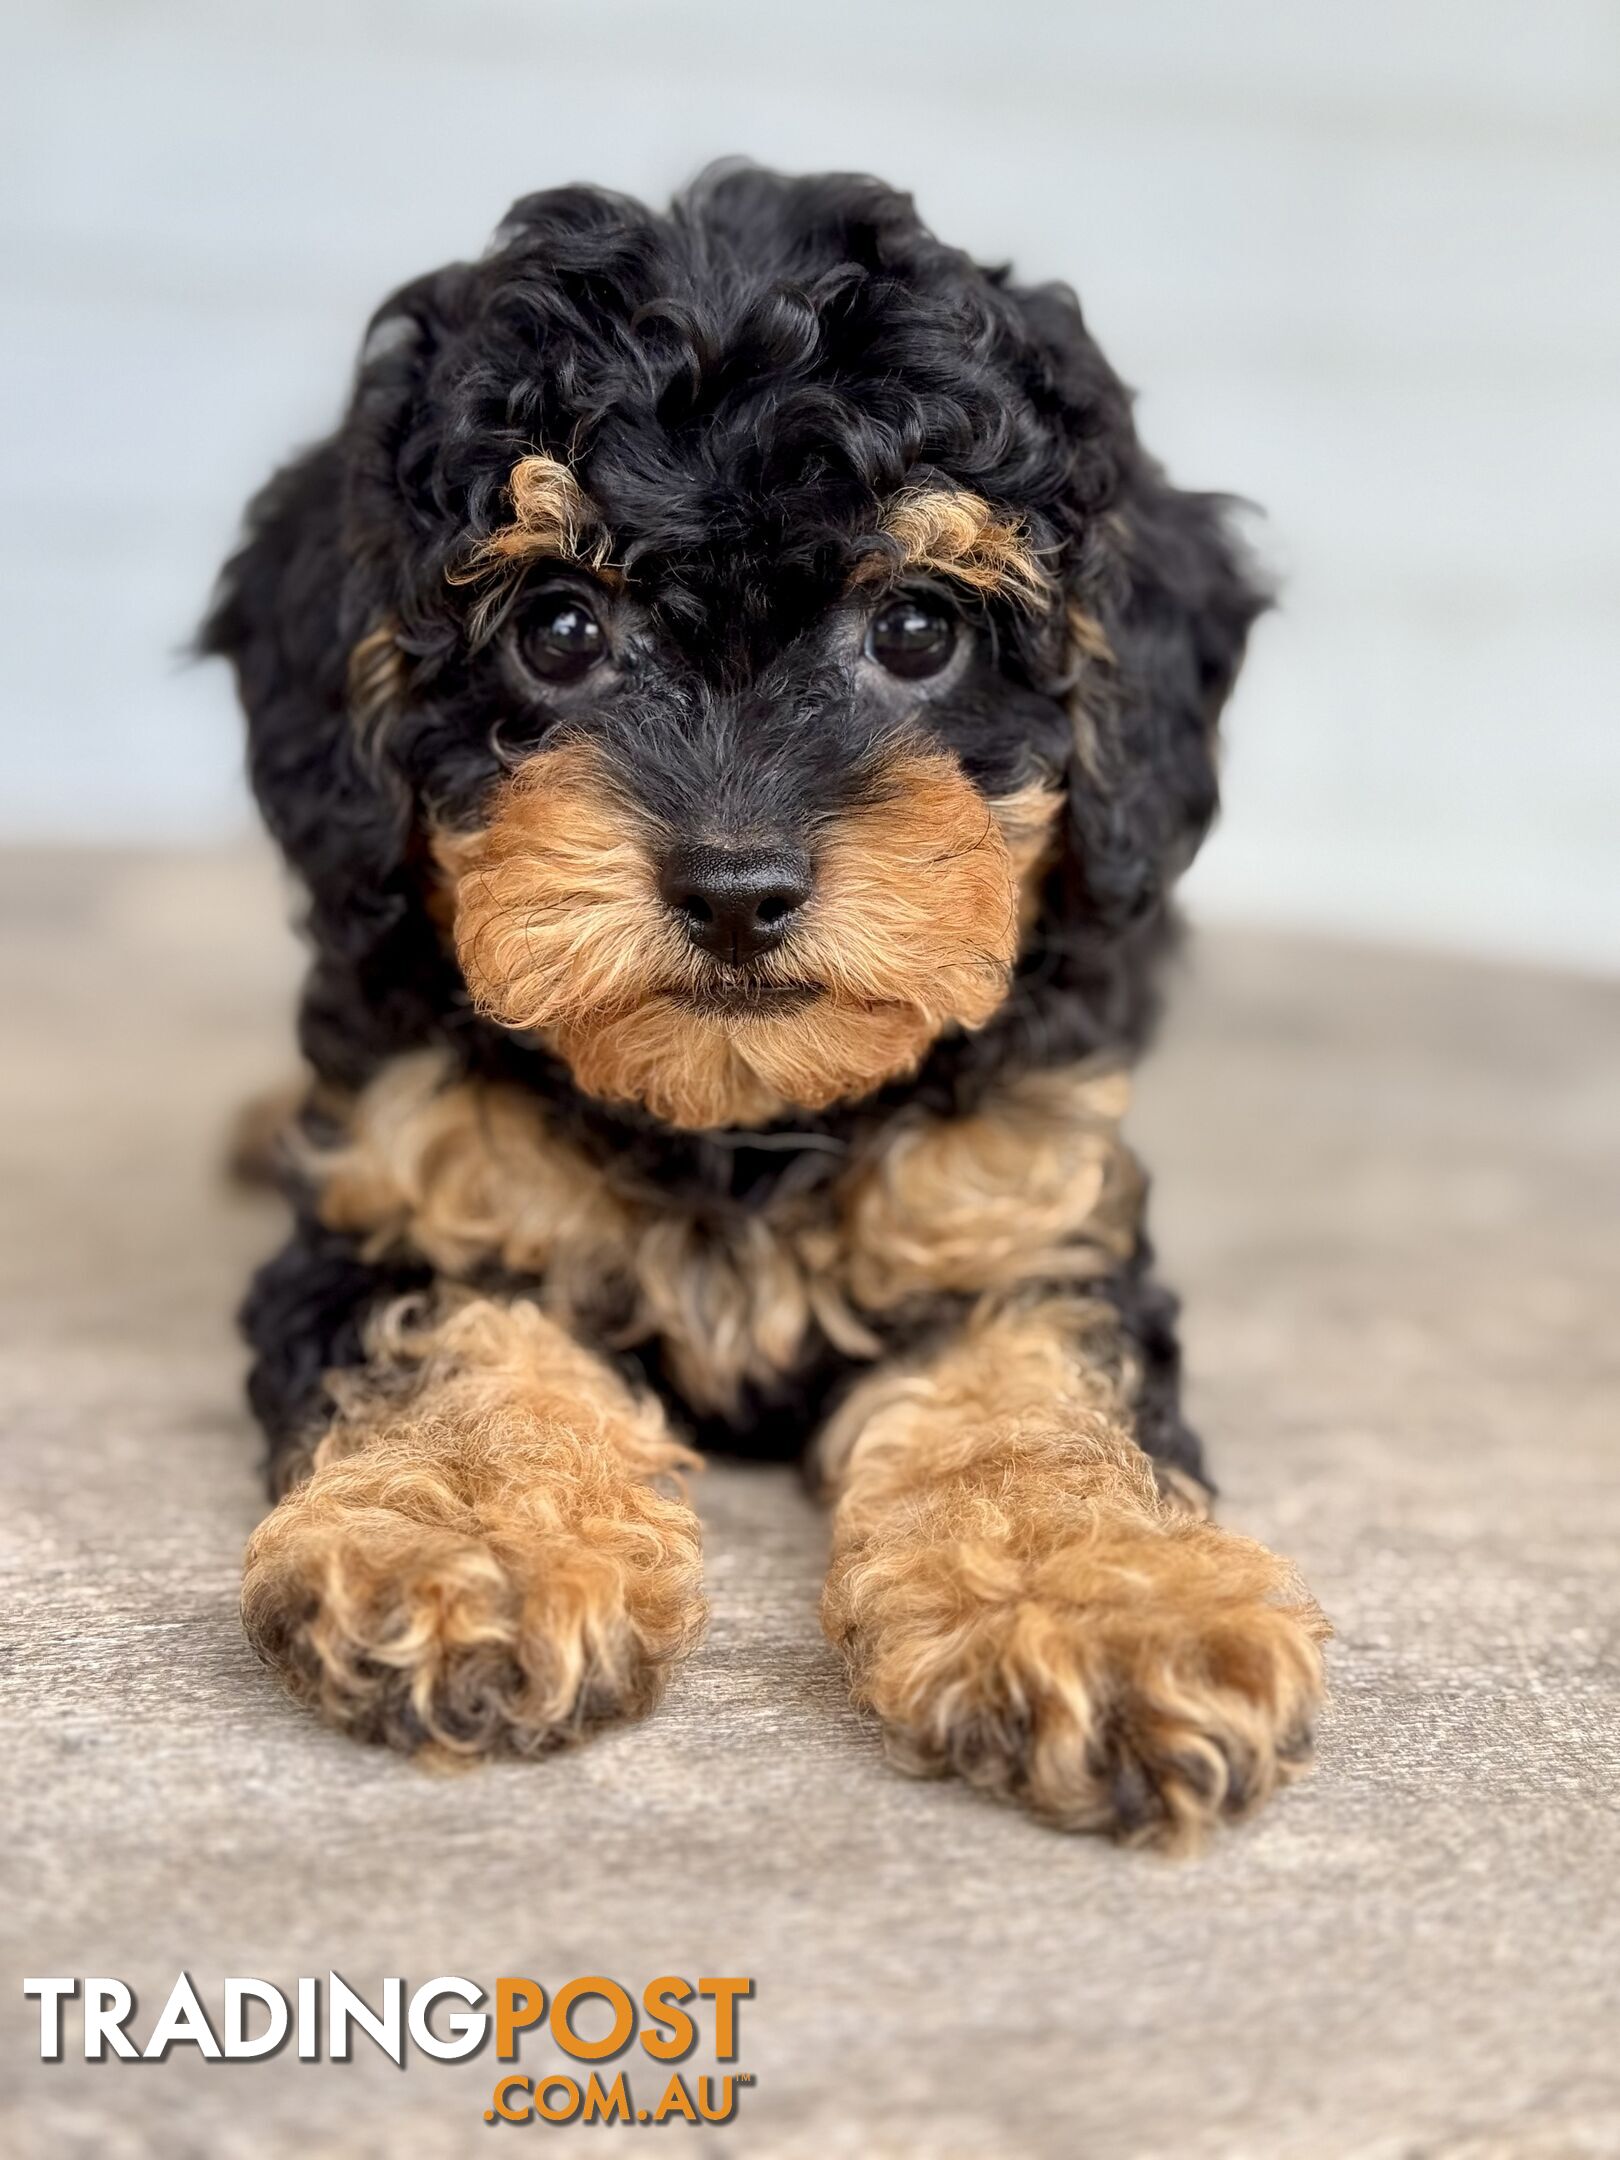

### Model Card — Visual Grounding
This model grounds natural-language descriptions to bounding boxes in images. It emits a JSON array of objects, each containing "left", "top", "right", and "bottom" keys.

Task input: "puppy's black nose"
[{"left": 659, "top": 844, "right": 812, "bottom": 966}]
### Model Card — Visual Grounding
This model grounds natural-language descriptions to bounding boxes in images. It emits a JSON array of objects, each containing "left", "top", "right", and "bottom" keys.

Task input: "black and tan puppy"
[{"left": 206, "top": 165, "right": 1328, "bottom": 1848}]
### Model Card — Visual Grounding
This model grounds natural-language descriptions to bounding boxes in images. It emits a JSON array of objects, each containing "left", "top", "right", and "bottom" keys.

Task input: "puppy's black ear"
[
  {"left": 1001, "top": 278, "right": 1268, "bottom": 939},
  {"left": 1062, "top": 462, "right": 1269, "bottom": 936},
  {"left": 201, "top": 269, "right": 469, "bottom": 1069}
]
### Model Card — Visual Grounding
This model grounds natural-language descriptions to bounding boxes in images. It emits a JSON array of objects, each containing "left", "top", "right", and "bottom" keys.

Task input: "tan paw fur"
[
  {"left": 241, "top": 1298, "right": 706, "bottom": 1759},
  {"left": 824, "top": 1419, "right": 1328, "bottom": 1849}
]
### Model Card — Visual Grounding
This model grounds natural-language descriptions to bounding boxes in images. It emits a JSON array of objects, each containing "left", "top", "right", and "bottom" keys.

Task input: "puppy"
[{"left": 206, "top": 165, "right": 1328, "bottom": 1848}]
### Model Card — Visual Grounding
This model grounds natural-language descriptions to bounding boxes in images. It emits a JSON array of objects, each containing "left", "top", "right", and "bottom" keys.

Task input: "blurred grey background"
[{"left": 2, "top": 0, "right": 1615, "bottom": 969}]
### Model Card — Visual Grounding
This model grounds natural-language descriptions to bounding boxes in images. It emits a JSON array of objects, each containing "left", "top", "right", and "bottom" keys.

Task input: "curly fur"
[
  {"left": 241, "top": 1296, "right": 705, "bottom": 1758},
  {"left": 439, "top": 737, "right": 1037, "bottom": 1127},
  {"left": 447, "top": 453, "right": 619, "bottom": 642},
  {"left": 820, "top": 1301, "right": 1329, "bottom": 1850},
  {"left": 203, "top": 164, "right": 1324, "bottom": 1842},
  {"left": 853, "top": 486, "right": 1053, "bottom": 609},
  {"left": 301, "top": 1048, "right": 1138, "bottom": 1422}
]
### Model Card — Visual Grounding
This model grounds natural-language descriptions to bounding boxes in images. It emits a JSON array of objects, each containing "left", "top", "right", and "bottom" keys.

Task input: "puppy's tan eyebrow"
[
  {"left": 447, "top": 453, "right": 618, "bottom": 638},
  {"left": 852, "top": 485, "right": 1053, "bottom": 611}
]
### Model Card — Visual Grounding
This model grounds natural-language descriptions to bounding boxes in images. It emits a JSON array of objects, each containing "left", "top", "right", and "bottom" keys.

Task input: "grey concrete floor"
[{"left": 1, "top": 848, "right": 1617, "bottom": 2159}]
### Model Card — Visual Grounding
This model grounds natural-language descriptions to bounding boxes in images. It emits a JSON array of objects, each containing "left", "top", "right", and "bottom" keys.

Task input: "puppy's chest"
[{"left": 311, "top": 1052, "right": 1142, "bottom": 1420}]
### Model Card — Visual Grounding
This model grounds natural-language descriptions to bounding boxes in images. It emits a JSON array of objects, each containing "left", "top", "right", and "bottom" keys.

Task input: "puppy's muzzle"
[{"left": 437, "top": 737, "right": 1059, "bottom": 1128}]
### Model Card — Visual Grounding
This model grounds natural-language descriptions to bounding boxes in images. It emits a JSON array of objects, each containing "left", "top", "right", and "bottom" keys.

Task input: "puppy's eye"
[
  {"left": 867, "top": 596, "right": 956, "bottom": 680},
  {"left": 522, "top": 596, "right": 605, "bottom": 684}
]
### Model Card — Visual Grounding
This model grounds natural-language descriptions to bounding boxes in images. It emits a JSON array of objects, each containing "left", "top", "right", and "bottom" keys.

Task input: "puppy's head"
[{"left": 215, "top": 168, "right": 1265, "bottom": 1128}]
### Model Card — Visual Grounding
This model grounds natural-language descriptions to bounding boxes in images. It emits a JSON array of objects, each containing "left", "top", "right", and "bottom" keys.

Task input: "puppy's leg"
[
  {"left": 241, "top": 1289, "right": 705, "bottom": 1759},
  {"left": 818, "top": 1299, "right": 1328, "bottom": 1847}
]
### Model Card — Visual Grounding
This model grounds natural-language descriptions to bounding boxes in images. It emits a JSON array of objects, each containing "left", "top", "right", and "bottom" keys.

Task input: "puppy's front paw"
[
  {"left": 241, "top": 1417, "right": 706, "bottom": 1759},
  {"left": 824, "top": 1466, "right": 1328, "bottom": 1849}
]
